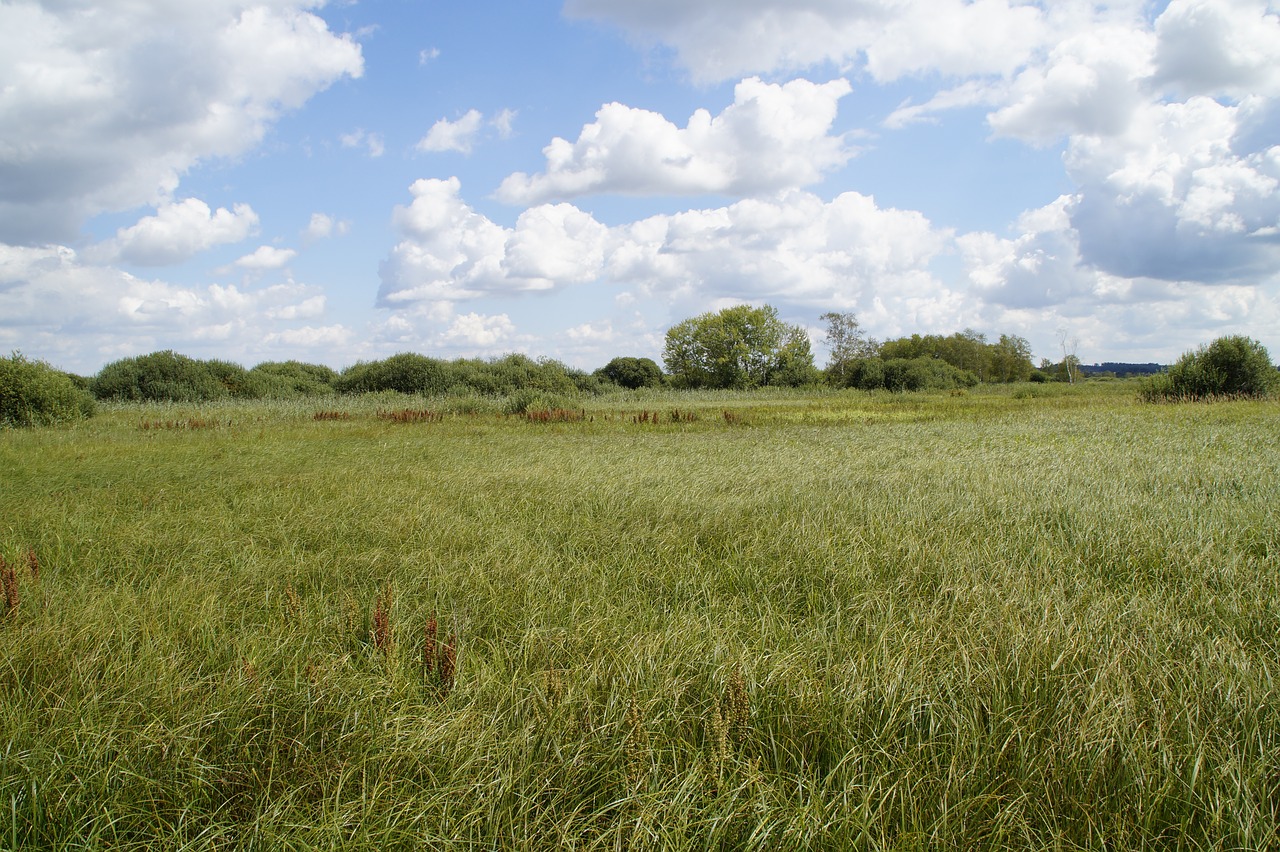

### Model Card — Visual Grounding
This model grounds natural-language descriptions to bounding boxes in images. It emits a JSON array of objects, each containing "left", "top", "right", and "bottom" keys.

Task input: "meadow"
[{"left": 1, "top": 382, "right": 1278, "bottom": 850}]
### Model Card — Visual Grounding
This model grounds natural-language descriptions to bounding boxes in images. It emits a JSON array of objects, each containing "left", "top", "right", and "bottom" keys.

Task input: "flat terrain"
[{"left": 2, "top": 384, "right": 1278, "bottom": 849}]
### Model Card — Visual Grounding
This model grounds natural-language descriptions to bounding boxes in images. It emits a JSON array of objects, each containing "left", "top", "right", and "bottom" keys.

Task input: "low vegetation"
[
  {"left": 2, "top": 383, "right": 1277, "bottom": 848},
  {"left": 0, "top": 352, "right": 96, "bottom": 427},
  {"left": 1140, "top": 335, "right": 1279, "bottom": 401}
]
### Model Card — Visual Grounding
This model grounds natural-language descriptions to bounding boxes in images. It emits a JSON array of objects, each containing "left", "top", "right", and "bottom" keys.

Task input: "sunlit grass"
[{"left": 2, "top": 383, "right": 1278, "bottom": 849}]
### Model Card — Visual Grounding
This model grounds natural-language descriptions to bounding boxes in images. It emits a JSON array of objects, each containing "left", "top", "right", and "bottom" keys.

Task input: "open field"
[{"left": 2, "top": 383, "right": 1278, "bottom": 849}]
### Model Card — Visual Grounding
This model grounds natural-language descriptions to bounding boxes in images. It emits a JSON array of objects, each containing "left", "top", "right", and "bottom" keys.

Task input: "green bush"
[
  {"left": 1141, "top": 335, "right": 1279, "bottom": 401},
  {"left": 246, "top": 361, "right": 338, "bottom": 399},
  {"left": 882, "top": 357, "right": 978, "bottom": 392},
  {"left": 335, "top": 353, "right": 452, "bottom": 396},
  {"left": 92, "top": 351, "right": 233, "bottom": 402},
  {"left": 839, "top": 356, "right": 978, "bottom": 392},
  {"left": 596, "top": 356, "right": 664, "bottom": 390},
  {"left": 1, "top": 352, "right": 97, "bottom": 427}
]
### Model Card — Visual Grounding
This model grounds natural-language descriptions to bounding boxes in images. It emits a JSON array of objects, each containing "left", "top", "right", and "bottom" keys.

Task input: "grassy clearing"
[{"left": 2, "top": 384, "right": 1278, "bottom": 849}]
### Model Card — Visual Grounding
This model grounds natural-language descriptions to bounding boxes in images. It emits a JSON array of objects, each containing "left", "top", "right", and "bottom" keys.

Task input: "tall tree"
[
  {"left": 663, "top": 304, "right": 815, "bottom": 389},
  {"left": 821, "top": 311, "right": 879, "bottom": 387}
]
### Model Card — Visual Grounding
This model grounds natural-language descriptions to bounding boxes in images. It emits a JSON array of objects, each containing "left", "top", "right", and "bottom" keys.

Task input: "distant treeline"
[{"left": 1078, "top": 363, "right": 1166, "bottom": 377}]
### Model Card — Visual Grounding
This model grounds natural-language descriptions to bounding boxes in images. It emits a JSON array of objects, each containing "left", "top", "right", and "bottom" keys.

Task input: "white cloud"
[
  {"left": 234, "top": 245, "right": 298, "bottom": 270},
  {"left": 1065, "top": 97, "right": 1280, "bottom": 283},
  {"left": 565, "top": 320, "right": 615, "bottom": 343},
  {"left": 493, "top": 108, "right": 518, "bottom": 139},
  {"left": 264, "top": 325, "right": 354, "bottom": 349},
  {"left": 340, "top": 128, "right": 385, "bottom": 157},
  {"left": 957, "top": 192, "right": 1280, "bottom": 361},
  {"left": 419, "top": 47, "right": 441, "bottom": 65},
  {"left": 417, "top": 109, "right": 485, "bottom": 154},
  {"left": 0, "top": 243, "right": 339, "bottom": 372},
  {"left": 564, "top": 0, "right": 1048, "bottom": 85},
  {"left": 1153, "top": 0, "right": 1280, "bottom": 98},
  {"left": 379, "top": 178, "right": 950, "bottom": 317},
  {"left": 0, "top": 0, "right": 363, "bottom": 245},
  {"left": 988, "top": 25, "right": 1154, "bottom": 144},
  {"left": 496, "top": 77, "right": 853, "bottom": 204},
  {"left": 303, "top": 212, "right": 350, "bottom": 241},
  {"left": 439, "top": 312, "right": 516, "bottom": 348},
  {"left": 94, "top": 198, "right": 259, "bottom": 266}
]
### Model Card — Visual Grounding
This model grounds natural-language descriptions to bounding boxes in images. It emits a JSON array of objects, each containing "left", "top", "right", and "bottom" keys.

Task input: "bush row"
[
  {"left": 81, "top": 351, "right": 618, "bottom": 404},
  {"left": 1139, "top": 335, "right": 1279, "bottom": 401},
  {"left": 835, "top": 356, "right": 980, "bottom": 392}
]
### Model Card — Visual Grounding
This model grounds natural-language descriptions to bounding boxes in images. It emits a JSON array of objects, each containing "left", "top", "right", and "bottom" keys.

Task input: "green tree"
[
  {"left": 596, "top": 356, "right": 664, "bottom": 390},
  {"left": 990, "top": 334, "right": 1034, "bottom": 383},
  {"left": 821, "top": 311, "right": 879, "bottom": 387},
  {"left": 1142, "top": 335, "right": 1279, "bottom": 401},
  {"left": 663, "top": 305, "right": 815, "bottom": 389}
]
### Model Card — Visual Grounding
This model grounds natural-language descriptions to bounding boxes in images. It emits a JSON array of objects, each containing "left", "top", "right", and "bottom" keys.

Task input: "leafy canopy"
[
  {"left": 1142, "top": 335, "right": 1278, "bottom": 401},
  {"left": 1, "top": 352, "right": 96, "bottom": 427},
  {"left": 663, "top": 304, "right": 816, "bottom": 389}
]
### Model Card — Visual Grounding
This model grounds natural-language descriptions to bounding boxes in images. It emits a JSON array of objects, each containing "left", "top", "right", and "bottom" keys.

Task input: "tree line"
[{"left": 3, "top": 303, "right": 1276, "bottom": 426}]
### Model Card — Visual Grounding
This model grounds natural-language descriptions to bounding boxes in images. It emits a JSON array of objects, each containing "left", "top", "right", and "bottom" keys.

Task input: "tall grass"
[{"left": 1, "top": 384, "right": 1277, "bottom": 849}]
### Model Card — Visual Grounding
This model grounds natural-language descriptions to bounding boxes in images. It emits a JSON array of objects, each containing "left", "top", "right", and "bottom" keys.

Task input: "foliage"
[
  {"left": 334, "top": 352, "right": 603, "bottom": 399},
  {"left": 247, "top": 361, "right": 338, "bottom": 398},
  {"left": 879, "top": 330, "right": 1033, "bottom": 383},
  {"left": 334, "top": 352, "right": 452, "bottom": 396},
  {"left": 663, "top": 304, "right": 815, "bottom": 389},
  {"left": 820, "top": 311, "right": 880, "bottom": 386},
  {"left": 595, "top": 356, "right": 664, "bottom": 390},
  {"left": 91, "top": 350, "right": 239, "bottom": 402},
  {"left": 0, "top": 352, "right": 96, "bottom": 427},
  {"left": 1140, "top": 335, "right": 1279, "bottom": 401},
  {"left": 881, "top": 356, "right": 978, "bottom": 391}
]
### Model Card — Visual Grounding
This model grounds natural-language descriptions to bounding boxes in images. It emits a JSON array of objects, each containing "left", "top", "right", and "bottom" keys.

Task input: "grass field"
[{"left": 2, "top": 383, "right": 1278, "bottom": 849}]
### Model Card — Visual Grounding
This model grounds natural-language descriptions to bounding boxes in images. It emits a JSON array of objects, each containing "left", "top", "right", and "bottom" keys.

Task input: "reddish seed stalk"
[
  {"left": 423, "top": 617, "right": 438, "bottom": 674},
  {"left": 2, "top": 561, "right": 18, "bottom": 616}
]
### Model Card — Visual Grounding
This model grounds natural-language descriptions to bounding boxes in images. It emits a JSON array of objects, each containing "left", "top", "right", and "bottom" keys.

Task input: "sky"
[{"left": 2, "top": 0, "right": 1278, "bottom": 376}]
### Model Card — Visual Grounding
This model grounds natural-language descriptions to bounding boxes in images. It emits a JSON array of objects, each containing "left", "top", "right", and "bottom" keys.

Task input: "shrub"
[
  {"left": 92, "top": 351, "right": 230, "bottom": 402},
  {"left": 882, "top": 357, "right": 978, "bottom": 392},
  {"left": 1141, "top": 335, "right": 1279, "bottom": 401},
  {"left": 596, "top": 356, "right": 664, "bottom": 390},
  {"left": 247, "top": 361, "right": 338, "bottom": 399},
  {"left": 1, "top": 353, "right": 97, "bottom": 427},
  {"left": 335, "top": 353, "right": 452, "bottom": 396},
  {"left": 840, "top": 356, "right": 977, "bottom": 392}
]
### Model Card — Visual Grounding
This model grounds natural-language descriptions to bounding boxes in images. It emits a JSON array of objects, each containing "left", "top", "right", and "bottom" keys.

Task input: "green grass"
[{"left": 2, "top": 383, "right": 1278, "bottom": 849}]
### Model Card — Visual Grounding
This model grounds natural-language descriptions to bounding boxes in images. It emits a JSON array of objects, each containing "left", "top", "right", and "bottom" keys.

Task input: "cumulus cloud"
[
  {"left": 0, "top": 0, "right": 363, "bottom": 245},
  {"left": 417, "top": 110, "right": 485, "bottom": 154},
  {"left": 1153, "top": 0, "right": 1280, "bottom": 98},
  {"left": 264, "top": 324, "right": 352, "bottom": 348},
  {"left": 379, "top": 177, "right": 951, "bottom": 317},
  {"left": 569, "top": 0, "right": 1279, "bottom": 308},
  {"left": 234, "top": 245, "right": 298, "bottom": 270},
  {"left": 439, "top": 312, "right": 517, "bottom": 348},
  {"left": 93, "top": 198, "right": 259, "bottom": 266},
  {"left": 988, "top": 25, "right": 1154, "bottom": 144},
  {"left": 378, "top": 178, "right": 612, "bottom": 305},
  {"left": 416, "top": 109, "right": 518, "bottom": 154},
  {"left": 303, "top": 212, "right": 350, "bottom": 241},
  {"left": 0, "top": 243, "right": 341, "bottom": 372},
  {"left": 1065, "top": 97, "right": 1280, "bottom": 283},
  {"left": 497, "top": 77, "right": 853, "bottom": 204},
  {"left": 564, "top": 0, "right": 1047, "bottom": 84}
]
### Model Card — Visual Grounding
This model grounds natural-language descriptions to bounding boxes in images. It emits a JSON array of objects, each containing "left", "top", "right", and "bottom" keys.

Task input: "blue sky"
[{"left": 3, "top": 0, "right": 1278, "bottom": 375}]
